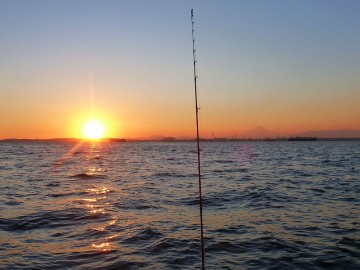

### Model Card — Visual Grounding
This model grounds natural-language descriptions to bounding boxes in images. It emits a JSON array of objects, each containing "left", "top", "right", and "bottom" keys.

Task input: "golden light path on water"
[
  {"left": 70, "top": 143, "right": 167, "bottom": 256},
  {"left": 51, "top": 142, "right": 122, "bottom": 254},
  {"left": 80, "top": 184, "right": 119, "bottom": 253}
]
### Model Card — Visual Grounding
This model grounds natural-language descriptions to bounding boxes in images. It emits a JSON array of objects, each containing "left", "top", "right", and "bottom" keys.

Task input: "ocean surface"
[{"left": 0, "top": 141, "right": 359, "bottom": 269}]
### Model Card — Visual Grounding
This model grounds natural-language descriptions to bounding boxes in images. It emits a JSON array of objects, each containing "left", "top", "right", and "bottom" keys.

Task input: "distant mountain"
[
  {"left": 297, "top": 129, "right": 360, "bottom": 138},
  {"left": 242, "top": 126, "right": 276, "bottom": 138}
]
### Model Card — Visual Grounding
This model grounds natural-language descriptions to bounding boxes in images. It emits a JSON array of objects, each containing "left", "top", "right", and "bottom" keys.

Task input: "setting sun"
[{"left": 83, "top": 119, "right": 105, "bottom": 139}]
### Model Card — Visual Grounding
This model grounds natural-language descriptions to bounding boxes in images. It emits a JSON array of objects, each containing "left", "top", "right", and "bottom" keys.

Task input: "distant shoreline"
[{"left": 1, "top": 137, "right": 360, "bottom": 143}]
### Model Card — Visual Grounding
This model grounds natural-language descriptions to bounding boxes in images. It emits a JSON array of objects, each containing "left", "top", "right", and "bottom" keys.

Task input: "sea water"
[{"left": 0, "top": 141, "right": 359, "bottom": 269}]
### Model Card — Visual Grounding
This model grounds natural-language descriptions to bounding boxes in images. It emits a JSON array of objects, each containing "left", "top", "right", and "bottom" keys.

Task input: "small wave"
[
  {"left": 214, "top": 225, "right": 251, "bottom": 235},
  {"left": 147, "top": 237, "right": 198, "bottom": 254},
  {"left": 207, "top": 240, "right": 246, "bottom": 253},
  {"left": 174, "top": 194, "right": 233, "bottom": 208},
  {"left": 46, "top": 182, "right": 60, "bottom": 187},
  {"left": 0, "top": 208, "right": 108, "bottom": 232},
  {"left": 151, "top": 172, "right": 193, "bottom": 179},
  {"left": 115, "top": 201, "right": 156, "bottom": 210},
  {"left": 152, "top": 172, "right": 174, "bottom": 178},
  {"left": 338, "top": 237, "right": 360, "bottom": 249},
  {"left": 177, "top": 187, "right": 295, "bottom": 209},
  {"left": 214, "top": 160, "right": 236, "bottom": 164},
  {"left": 48, "top": 190, "right": 89, "bottom": 198},
  {"left": 177, "top": 197, "right": 199, "bottom": 206},
  {"left": 122, "top": 228, "right": 163, "bottom": 243},
  {"left": 73, "top": 151, "right": 90, "bottom": 155},
  {"left": 242, "top": 185, "right": 295, "bottom": 207},
  {"left": 209, "top": 236, "right": 300, "bottom": 256},
  {"left": 213, "top": 168, "right": 248, "bottom": 174},
  {"left": 310, "top": 188, "right": 326, "bottom": 193},
  {"left": 312, "top": 251, "right": 359, "bottom": 269},
  {"left": 4, "top": 200, "right": 22, "bottom": 206},
  {"left": 339, "top": 196, "right": 357, "bottom": 202},
  {"left": 69, "top": 172, "right": 106, "bottom": 179},
  {"left": 337, "top": 237, "right": 360, "bottom": 259},
  {"left": 169, "top": 255, "right": 199, "bottom": 267},
  {"left": 70, "top": 173, "right": 94, "bottom": 179}
]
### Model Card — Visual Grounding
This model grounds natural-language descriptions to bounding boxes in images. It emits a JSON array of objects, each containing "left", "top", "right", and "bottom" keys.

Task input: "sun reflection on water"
[
  {"left": 91, "top": 242, "right": 114, "bottom": 252},
  {"left": 81, "top": 198, "right": 98, "bottom": 203},
  {"left": 85, "top": 187, "right": 112, "bottom": 194},
  {"left": 74, "top": 184, "right": 123, "bottom": 254},
  {"left": 106, "top": 233, "right": 120, "bottom": 240},
  {"left": 89, "top": 208, "right": 105, "bottom": 214}
]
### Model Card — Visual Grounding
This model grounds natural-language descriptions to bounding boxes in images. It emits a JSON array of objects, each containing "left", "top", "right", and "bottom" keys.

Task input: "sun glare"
[{"left": 83, "top": 119, "right": 105, "bottom": 139}]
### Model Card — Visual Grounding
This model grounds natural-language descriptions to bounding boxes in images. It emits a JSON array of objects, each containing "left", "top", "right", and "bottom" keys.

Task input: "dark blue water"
[{"left": 0, "top": 141, "right": 359, "bottom": 269}]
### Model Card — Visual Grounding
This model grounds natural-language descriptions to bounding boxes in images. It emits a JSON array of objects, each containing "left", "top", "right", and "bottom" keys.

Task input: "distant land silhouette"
[
  {"left": 241, "top": 127, "right": 360, "bottom": 139},
  {"left": 296, "top": 129, "right": 360, "bottom": 139},
  {"left": 242, "top": 126, "right": 276, "bottom": 138},
  {"left": 245, "top": 127, "right": 360, "bottom": 139}
]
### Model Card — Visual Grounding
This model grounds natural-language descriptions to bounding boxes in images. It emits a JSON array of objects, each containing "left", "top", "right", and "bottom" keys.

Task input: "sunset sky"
[{"left": 1, "top": 0, "right": 359, "bottom": 139}]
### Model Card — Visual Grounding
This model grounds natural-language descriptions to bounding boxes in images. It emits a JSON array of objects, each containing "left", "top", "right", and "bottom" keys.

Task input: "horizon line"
[{"left": 1, "top": 136, "right": 360, "bottom": 142}]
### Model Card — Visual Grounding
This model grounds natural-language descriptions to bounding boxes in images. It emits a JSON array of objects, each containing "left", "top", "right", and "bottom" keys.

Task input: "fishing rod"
[{"left": 191, "top": 8, "right": 205, "bottom": 270}]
